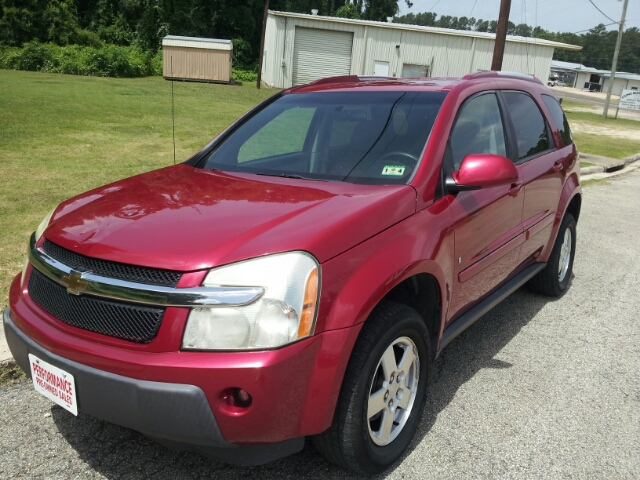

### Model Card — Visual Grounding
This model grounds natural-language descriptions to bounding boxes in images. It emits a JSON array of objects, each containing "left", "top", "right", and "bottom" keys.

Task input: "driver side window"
[{"left": 450, "top": 93, "right": 506, "bottom": 170}]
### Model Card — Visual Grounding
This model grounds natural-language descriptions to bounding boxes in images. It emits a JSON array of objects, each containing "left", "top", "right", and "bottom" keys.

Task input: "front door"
[{"left": 445, "top": 92, "right": 525, "bottom": 322}]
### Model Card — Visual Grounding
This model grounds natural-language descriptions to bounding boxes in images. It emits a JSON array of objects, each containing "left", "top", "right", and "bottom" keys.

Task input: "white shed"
[{"left": 261, "top": 11, "right": 581, "bottom": 89}]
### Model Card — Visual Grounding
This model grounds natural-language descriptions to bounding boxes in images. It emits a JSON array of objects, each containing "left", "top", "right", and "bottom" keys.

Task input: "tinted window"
[
  {"left": 502, "top": 92, "right": 550, "bottom": 159},
  {"left": 450, "top": 93, "right": 506, "bottom": 170},
  {"left": 204, "top": 91, "right": 447, "bottom": 184},
  {"left": 542, "top": 94, "right": 573, "bottom": 146},
  {"left": 238, "top": 107, "right": 315, "bottom": 162}
]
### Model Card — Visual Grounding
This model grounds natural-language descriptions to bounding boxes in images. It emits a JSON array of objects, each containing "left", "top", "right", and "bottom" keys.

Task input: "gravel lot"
[{"left": 1, "top": 171, "right": 639, "bottom": 479}]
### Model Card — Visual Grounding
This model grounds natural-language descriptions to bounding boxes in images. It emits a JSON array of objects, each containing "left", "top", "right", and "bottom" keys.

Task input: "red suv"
[{"left": 4, "top": 72, "right": 581, "bottom": 474}]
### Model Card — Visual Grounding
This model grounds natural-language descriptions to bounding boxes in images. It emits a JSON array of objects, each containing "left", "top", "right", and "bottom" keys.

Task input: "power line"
[
  {"left": 470, "top": 0, "right": 478, "bottom": 16},
  {"left": 587, "top": 0, "right": 619, "bottom": 24},
  {"left": 571, "top": 21, "right": 618, "bottom": 34}
]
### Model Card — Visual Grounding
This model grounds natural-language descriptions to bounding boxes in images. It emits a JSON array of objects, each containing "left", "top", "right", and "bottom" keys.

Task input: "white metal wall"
[
  {"left": 603, "top": 77, "right": 640, "bottom": 95},
  {"left": 263, "top": 13, "right": 560, "bottom": 88}
]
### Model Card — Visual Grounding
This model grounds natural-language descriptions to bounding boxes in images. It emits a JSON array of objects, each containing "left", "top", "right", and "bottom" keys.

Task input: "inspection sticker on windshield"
[
  {"left": 382, "top": 165, "right": 405, "bottom": 176},
  {"left": 29, "top": 354, "right": 78, "bottom": 415}
]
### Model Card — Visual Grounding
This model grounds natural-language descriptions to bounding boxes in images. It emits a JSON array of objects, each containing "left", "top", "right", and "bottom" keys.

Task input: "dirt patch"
[{"left": 0, "top": 362, "right": 26, "bottom": 387}]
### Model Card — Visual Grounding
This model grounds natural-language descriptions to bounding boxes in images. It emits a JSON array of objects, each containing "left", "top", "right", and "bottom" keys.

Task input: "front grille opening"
[
  {"left": 28, "top": 269, "right": 165, "bottom": 343},
  {"left": 42, "top": 240, "right": 182, "bottom": 287}
]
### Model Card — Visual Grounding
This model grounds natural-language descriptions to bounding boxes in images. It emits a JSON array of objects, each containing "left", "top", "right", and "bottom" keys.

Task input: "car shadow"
[{"left": 52, "top": 287, "right": 557, "bottom": 479}]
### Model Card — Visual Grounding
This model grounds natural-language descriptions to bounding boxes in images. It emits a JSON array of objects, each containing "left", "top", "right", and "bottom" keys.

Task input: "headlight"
[
  {"left": 24, "top": 207, "right": 56, "bottom": 287},
  {"left": 182, "top": 252, "right": 320, "bottom": 351},
  {"left": 35, "top": 207, "right": 56, "bottom": 242}
]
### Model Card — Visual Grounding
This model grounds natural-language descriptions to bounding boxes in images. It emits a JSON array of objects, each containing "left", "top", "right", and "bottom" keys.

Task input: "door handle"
[
  {"left": 508, "top": 183, "right": 523, "bottom": 197},
  {"left": 552, "top": 161, "right": 564, "bottom": 172}
]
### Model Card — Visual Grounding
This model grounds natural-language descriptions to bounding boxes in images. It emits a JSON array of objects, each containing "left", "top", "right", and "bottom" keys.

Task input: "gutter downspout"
[{"left": 281, "top": 17, "right": 288, "bottom": 88}]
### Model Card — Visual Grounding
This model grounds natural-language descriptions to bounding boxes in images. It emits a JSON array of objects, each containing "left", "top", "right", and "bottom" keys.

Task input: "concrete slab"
[
  {"left": 579, "top": 153, "right": 626, "bottom": 172},
  {"left": 0, "top": 315, "right": 12, "bottom": 363}
]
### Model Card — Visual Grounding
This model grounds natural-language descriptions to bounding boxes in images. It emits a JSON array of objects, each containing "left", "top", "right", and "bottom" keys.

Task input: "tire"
[
  {"left": 528, "top": 213, "right": 576, "bottom": 296},
  {"left": 311, "top": 301, "right": 431, "bottom": 475}
]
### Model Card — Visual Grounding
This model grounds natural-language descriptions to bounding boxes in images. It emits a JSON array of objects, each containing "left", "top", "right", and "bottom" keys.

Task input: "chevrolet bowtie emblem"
[{"left": 61, "top": 270, "right": 89, "bottom": 295}]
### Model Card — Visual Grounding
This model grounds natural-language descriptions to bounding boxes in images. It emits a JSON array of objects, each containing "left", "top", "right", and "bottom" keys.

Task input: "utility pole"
[
  {"left": 491, "top": 0, "right": 512, "bottom": 71},
  {"left": 256, "top": 0, "right": 270, "bottom": 89},
  {"left": 603, "top": 0, "right": 629, "bottom": 119}
]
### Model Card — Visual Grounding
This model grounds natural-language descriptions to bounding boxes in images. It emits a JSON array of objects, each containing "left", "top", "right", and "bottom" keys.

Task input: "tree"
[{"left": 335, "top": 3, "right": 360, "bottom": 19}]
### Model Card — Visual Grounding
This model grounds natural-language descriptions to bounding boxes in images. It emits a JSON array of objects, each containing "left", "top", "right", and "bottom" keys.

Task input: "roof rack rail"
[
  {"left": 463, "top": 71, "right": 543, "bottom": 85},
  {"left": 309, "top": 75, "right": 361, "bottom": 85}
]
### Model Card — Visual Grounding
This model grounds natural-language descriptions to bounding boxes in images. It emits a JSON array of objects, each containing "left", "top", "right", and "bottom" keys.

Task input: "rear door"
[
  {"left": 446, "top": 92, "right": 524, "bottom": 322},
  {"left": 498, "top": 91, "right": 567, "bottom": 265}
]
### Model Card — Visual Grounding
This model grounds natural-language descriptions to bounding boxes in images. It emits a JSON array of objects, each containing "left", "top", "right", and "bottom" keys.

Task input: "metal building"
[
  {"left": 261, "top": 11, "right": 581, "bottom": 89},
  {"left": 162, "top": 36, "right": 233, "bottom": 83}
]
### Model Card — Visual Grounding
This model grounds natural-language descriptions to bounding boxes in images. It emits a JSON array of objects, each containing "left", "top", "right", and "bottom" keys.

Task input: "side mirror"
[{"left": 446, "top": 154, "right": 518, "bottom": 193}]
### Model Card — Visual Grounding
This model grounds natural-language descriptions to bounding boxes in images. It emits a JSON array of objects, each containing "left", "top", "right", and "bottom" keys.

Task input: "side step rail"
[{"left": 438, "top": 263, "right": 547, "bottom": 355}]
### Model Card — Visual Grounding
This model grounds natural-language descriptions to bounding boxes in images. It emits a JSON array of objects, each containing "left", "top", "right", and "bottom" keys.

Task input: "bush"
[
  {"left": 232, "top": 37, "right": 254, "bottom": 70},
  {"left": 335, "top": 4, "right": 360, "bottom": 19},
  {"left": 232, "top": 68, "right": 257, "bottom": 83},
  {"left": 0, "top": 41, "right": 159, "bottom": 77}
]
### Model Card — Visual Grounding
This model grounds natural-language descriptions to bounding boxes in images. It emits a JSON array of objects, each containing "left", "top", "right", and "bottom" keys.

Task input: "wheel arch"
[{"left": 379, "top": 273, "right": 442, "bottom": 358}]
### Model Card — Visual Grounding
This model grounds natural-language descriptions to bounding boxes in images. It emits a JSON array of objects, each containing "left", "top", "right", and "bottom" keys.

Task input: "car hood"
[{"left": 44, "top": 165, "right": 417, "bottom": 271}]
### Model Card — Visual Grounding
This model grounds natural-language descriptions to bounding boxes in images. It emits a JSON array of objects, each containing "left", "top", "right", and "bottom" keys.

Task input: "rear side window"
[
  {"left": 502, "top": 92, "right": 550, "bottom": 160},
  {"left": 450, "top": 93, "right": 506, "bottom": 170},
  {"left": 542, "top": 94, "right": 573, "bottom": 146}
]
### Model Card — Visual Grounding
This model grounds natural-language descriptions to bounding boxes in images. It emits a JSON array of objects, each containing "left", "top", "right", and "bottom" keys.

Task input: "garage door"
[{"left": 292, "top": 28, "right": 354, "bottom": 86}]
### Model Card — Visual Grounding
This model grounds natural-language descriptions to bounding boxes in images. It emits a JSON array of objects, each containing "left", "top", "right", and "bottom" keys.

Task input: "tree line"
[
  {"left": 0, "top": 0, "right": 410, "bottom": 69},
  {"left": 395, "top": 11, "right": 640, "bottom": 74},
  {"left": 1, "top": 1, "right": 638, "bottom": 74}
]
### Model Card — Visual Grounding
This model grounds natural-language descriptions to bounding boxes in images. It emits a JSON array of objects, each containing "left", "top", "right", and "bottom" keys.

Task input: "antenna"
[{"left": 171, "top": 56, "right": 176, "bottom": 165}]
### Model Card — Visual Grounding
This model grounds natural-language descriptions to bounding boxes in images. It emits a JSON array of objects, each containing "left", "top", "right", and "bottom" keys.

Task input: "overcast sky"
[{"left": 398, "top": 0, "right": 639, "bottom": 34}]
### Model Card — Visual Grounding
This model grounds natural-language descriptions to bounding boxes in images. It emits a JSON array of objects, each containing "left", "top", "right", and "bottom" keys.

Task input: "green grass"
[
  {"left": 580, "top": 161, "right": 596, "bottom": 168},
  {"left": 563, "top": 109, "right": 640, "bottom": 160},
  {"left": 561, "top": 99, "right": 590, "bottom": 109},
  {"left": 0, "top": 69, "right": 275, "bottom": 305},
  {"left": 572, "top": 132, "right": 640, "bottom": 160},
  {"left": 565, "top": 110, "right": 640, "bottom": 130}
]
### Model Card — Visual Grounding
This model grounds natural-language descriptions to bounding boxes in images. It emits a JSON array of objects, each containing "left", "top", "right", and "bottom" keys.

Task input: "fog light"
[{"left": 234, "top": 388, "right": 252, "bottom": 407}]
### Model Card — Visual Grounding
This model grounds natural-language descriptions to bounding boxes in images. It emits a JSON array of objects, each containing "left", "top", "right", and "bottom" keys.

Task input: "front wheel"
[
  {"left": 311, "top": 302, "right": 431, "bottom": 475},
  {"left": 528, "top": 213, "right": 576, "bottom": 296}
]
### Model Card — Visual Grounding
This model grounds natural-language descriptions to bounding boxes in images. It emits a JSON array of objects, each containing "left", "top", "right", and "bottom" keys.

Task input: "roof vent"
[
  {"left": 387, "top": 16, "right": 394, "bottom": 23},
  {"left": 311, "top": 9, "right": 319, "bottom": 16}
]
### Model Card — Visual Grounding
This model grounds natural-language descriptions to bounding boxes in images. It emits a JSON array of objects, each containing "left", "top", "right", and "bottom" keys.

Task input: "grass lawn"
[
  {"left": 561, "top": 99, "right": 589, "bottom": 109},
  {"left": 563, "top": 109, "right": 640, "bottom": 159},
  {"left": 572, "top": 132, "right": 640, "bottom": 159},
  {"left": 0, "top": 69, "right": 275, "bottom": 304}
]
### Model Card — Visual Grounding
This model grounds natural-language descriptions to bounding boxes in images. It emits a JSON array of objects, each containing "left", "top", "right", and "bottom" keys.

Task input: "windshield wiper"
[{"left": 255, "top": 173, "right": 329, "bottom": 182}]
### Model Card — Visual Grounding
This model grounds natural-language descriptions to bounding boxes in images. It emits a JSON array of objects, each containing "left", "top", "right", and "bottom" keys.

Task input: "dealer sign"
[
  {"left": 619, "top": 89, "right": 640, "bottom": 111},
  {"left": 29, "top": 354, "right": 78, "bottom": 415}
]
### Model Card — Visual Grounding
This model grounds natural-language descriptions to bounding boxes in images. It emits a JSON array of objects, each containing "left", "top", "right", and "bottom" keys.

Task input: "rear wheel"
[
  {"left": 311, "top": 302, "right": 431, "bottom": 475},
  {"left": 528, "top": 213, "right": 576, "bottom": 296}
]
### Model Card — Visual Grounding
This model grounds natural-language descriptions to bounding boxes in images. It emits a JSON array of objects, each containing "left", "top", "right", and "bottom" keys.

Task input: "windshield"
[{"left": 203, "top": 91, "right": 447, "bottom": 184}]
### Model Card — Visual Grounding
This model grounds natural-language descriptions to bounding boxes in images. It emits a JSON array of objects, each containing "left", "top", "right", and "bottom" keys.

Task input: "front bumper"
[{"left": 4, "top": 307, "right": 303, "bottom": 465}]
